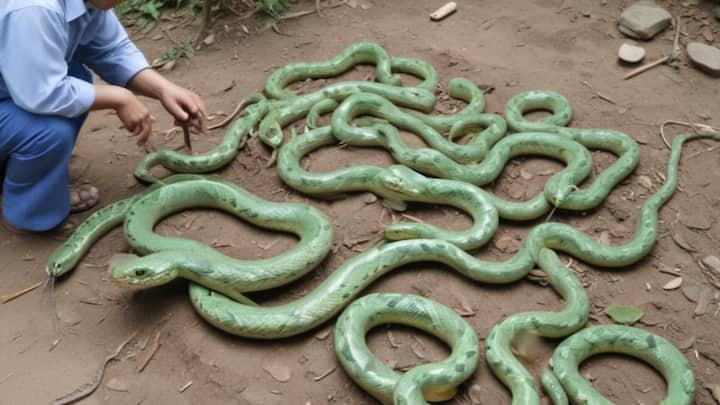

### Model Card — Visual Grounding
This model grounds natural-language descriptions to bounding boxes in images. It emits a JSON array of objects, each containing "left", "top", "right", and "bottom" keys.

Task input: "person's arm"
[
  {"left": 92, "top": 84, "right": 152, "bottom": 144},
  {"left": 0, "top": 6, "right": 94, "bottom": 117},
  {"left": 127, "top": 69, "right": 208, "bottom": 133},
  {"left": 75, "top": 10, "right": 207, "bottom": 133}
]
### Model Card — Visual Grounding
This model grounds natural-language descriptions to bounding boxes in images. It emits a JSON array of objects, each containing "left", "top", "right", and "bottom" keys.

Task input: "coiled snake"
[{"left": 47, "top": 42, "right": 719, "bottom": 404}]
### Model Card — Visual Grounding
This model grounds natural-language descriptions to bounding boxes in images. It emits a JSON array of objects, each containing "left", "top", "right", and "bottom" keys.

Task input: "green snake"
[
  {"left": 46, "top": 42, "right": 718, "bottom": 404},
  {"left": 46, "top": 174, "right": 205, "bottom": 277},
  {"left": 112, "top": 131, "right": 714, "bottom": 403},
  {"left": 334, "top": 293, "right": 480, "bottom": 405},
  {"left": 278, "top": 122, "right": 595, "bottom": 221}
]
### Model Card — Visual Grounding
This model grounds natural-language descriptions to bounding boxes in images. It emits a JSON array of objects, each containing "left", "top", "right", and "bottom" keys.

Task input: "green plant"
[
  {"left": 116, "top": 0, "right": 187, "bottom": 20},
  {"left": 161, "top": 39, "right": 195, "bottom": 62}
]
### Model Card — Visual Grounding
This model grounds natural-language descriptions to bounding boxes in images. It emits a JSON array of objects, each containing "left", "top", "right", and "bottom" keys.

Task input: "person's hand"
[
  {"left": 158, "top": 83, "right": 208, "bottom": 134},
  {"left": 116, "top": 90, "right": 152, "bottom": 145}
]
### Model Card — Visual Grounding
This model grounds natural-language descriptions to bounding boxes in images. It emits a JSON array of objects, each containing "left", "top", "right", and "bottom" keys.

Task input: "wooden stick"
[
  {"left": 1, "top": 281, "right": 44, "bottom": 304},
  {"left": 579, "top": 80, "right": 615, "bottom": 104},
  {"left": 313, "top": 367, "right": 336, "bottom": 381},
  {"left": 625, "top": 18, "right": 681, "bottom": 80},
  {"left": 623, "top": 55, "right": 670, "bottom": 80},
  {"left": 137, "top": 332, "right": 161, "bottom": 373}
]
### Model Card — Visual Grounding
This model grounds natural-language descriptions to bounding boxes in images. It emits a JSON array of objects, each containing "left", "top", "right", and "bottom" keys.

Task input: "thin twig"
[
  {"left": 313, "top": 367, "right": 336, "bottom": 381},
  {"left": 179, "top": 381, "right": 193, "bottom": 393},
  {"left": 161, "top": 27, "right": 180, "bottom": 46},
  {"left": 271, "top": 23, "right": 291, "bottom": 36},
  {"left": 1, "top": 281, "right": 44, "bottom": 303},
  {"left": 194, "top": 0, "right": 214, "bottom": 48},
  {"left": 625, "top": 18, "right": 681, "bottom": 80},
  {"left": 684, "top": 145, "right": 720, "bottom": 162},
  {"left": 137, "top": 332, "right": 161, "bottom": 373},
  {"left": 279, "top": 9, "right": 316, "bottom": 20},
  {"left": 400, "top": 214, "right": 425, "bottom": 223},
  {"left": 579, "top": 80, "right": 615, "bottom": 104},
  {"left": 660, "top": 120, "right": 720, "bottom": 150},
  {"left": 669, "top": 17, "right": 682, "bottom": 67},
  {"left": 623, "top": 56, "right": 670, "bottom": 80},
  {"left": 52, "top": 332, "right": 137, "bottom": 405},
  {"left": 208, "top": 100, "right": 250, "bottom": 130}
]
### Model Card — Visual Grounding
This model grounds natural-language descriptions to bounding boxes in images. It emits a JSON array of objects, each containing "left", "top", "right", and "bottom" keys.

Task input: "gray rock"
[
  {"left": 618, "top": 1, "right": 672, "bottom": 40},
  {"left": 618, "top": 43, "right": 646, "bottom": 63},
  {"left": 687, "top": 42, "right": 720, "bottom": 76}
]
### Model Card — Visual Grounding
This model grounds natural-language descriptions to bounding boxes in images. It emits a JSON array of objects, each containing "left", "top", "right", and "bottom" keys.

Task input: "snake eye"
[{"left": 135, "top": 269, "right": 147, "bottom": 277}]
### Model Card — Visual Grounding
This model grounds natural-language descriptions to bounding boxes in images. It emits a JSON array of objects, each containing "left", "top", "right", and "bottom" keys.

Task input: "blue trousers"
[{"left": 0, "top": 62, "right": 91, "bottom": 231}]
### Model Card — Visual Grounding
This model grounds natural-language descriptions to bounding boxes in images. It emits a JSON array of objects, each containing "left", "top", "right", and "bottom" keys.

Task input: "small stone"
[
  {"left": 618, "top": 43, "right": 646, "bottom": 63},
  {"left": 687, "top": 42, "right": 720, "bottom": 77},
  {"left": 617, "top": 2, "right": 672, "bottom": 40}
]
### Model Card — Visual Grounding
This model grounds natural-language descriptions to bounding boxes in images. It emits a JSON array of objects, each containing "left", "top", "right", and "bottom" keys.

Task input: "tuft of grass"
[
  {"left": 161, "top": 39, "right": 195, "bottom": 62},
  {"left": 256, "top": 0, "right": 291, "bottom": 18}
]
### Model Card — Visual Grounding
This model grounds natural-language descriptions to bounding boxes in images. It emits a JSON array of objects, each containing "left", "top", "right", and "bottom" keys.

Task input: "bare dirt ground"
[{"left": 2, "top": 0, "right": 720, "bottom": 404}]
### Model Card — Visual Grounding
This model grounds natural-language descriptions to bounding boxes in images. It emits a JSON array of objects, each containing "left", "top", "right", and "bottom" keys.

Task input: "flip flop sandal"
[{"left": 70, "top": 184, "right": 99, "bottom": 213}]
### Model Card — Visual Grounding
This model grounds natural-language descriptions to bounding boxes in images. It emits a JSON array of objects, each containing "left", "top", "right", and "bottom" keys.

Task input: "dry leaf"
[
  {"left": 677, "top": 336, "right": 696, "bottom": 351},
  {"left": 663, "top": 277, "right": 683, "bottom": 290},
  {"left": 704, "top": 383, "right": 720, "bottom": 404},
  {"left": 263, "top": 361, "right": 291, "bottom": 382},
  {"left": 605, "top": 305, "right": 644, "bottom": 325},
  {"left": 637, "top": 175, "right": 653, "bottom": 189},
  {"left": 699, "top": 255, "right": 720, "bottom": 288},
  {"left": 695, "top": 287, "right": 713, "bottom": 316},
  {"left": 671, "top": 231, "right": 697, "bottom": 252},
  {"left": 681, "top": 284, "right": 700, "bottom": 302}
]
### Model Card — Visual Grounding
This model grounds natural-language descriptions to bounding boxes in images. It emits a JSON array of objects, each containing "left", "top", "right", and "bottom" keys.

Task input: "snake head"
[
  {"left": 46, "top": 249, "right": 75, "bottom": 277},
  {"left": 378, "top": 165, "right": 428, "bottom": 198},
  {"left": 552, "top": 184, "right": 579, "bottom": 207},
  {"left": 110, "top": 252, "right": 179, "bottom": 289}
]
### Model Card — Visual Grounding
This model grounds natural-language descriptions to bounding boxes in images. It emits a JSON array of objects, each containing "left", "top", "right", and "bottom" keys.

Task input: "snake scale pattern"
[{"left": 47, "top": 42, "right": 720, "bottom": 404}]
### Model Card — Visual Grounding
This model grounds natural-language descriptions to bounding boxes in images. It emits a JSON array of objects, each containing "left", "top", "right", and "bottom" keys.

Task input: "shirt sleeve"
[
  {"left": 0, "top": 7, "right": 95, "bottom": 117},
  {"left": 73, "top": 10, "right": 150, "bottom": 88}
]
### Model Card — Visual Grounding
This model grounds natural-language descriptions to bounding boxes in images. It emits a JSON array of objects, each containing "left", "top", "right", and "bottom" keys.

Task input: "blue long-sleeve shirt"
[{"left": 0, "top": 0, "right": 150, "bottom": 117}]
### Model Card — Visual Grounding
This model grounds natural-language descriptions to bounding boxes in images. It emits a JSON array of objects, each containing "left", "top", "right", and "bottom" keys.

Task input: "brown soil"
[{"left": 2, "top": 1, "right": 720, "bottom": 404}]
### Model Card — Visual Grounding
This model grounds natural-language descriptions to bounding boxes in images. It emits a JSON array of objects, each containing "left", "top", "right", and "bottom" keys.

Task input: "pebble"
[
  {"left": 618, "top": 43, "right": 646, "bottom": 63},
  {"left": 617, "top": 1, "right": 672, "bottom": 40},
  {"left": 687, "top": 42, "right": 720, "bottom": 77}
]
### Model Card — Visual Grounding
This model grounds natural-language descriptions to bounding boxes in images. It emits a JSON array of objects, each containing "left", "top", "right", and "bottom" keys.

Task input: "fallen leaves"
[
  {"left": 263, "top": 361, "right": 291, "bottom": 382},
  {"left": 605, "top": 305, "right": 644, "bottom": 325},
  {"left": 671, "top": 230, "right": 697, "bottom": 253},
  {"left": 662, "top": 277, "right": 683, "bottom": 290},
  {"left": 698, "top": 255, "right": 720, "bottom": 289}
]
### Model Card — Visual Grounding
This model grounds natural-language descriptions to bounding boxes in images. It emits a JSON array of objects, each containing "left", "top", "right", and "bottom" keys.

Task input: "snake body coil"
[{"left": 46, "top": 42, "right": 718, "bottom": 404}]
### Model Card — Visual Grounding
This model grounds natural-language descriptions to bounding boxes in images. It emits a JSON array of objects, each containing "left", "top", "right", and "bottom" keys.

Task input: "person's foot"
[{"left": 70, "top": 184, "right": 99, "bottom": 213}]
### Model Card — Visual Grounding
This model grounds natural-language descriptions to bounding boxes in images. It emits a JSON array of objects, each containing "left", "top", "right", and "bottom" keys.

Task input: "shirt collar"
[{"left": 65, "top": 0, "right": 89, "bottom": 22}]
